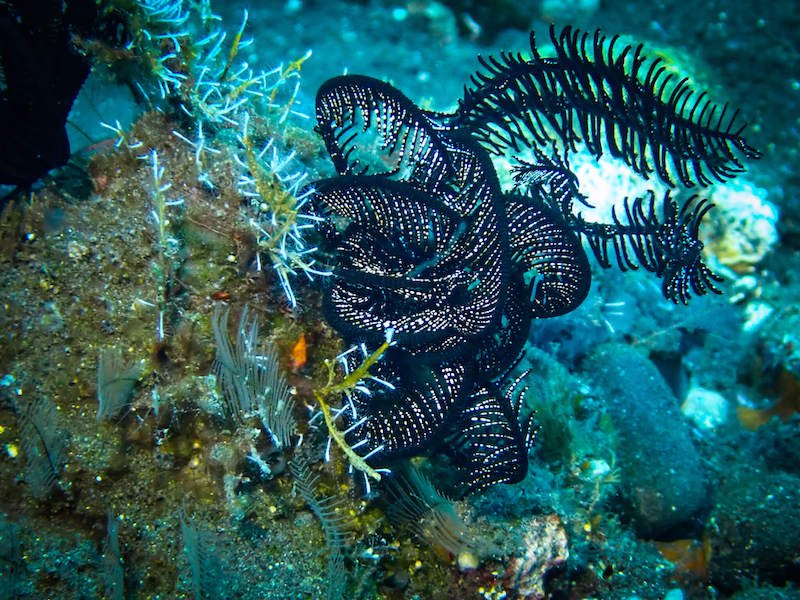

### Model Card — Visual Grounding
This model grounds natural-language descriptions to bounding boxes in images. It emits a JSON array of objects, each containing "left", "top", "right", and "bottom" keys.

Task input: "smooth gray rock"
[{"left": 583, "top": 343, "right": 708, "bottom": 538}]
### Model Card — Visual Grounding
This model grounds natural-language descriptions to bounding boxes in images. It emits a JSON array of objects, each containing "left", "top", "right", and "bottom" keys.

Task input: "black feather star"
[{"left": 312, "top": 26, "right": 759, "bottom": 495}]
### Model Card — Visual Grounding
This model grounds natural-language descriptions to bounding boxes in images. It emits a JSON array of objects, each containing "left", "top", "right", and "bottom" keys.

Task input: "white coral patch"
[
  {"left": 681, "top": 386, "right": 730, "bottom": 430},
  {"left": 702, "top": 179, "right": 779, "bottom": 271}
]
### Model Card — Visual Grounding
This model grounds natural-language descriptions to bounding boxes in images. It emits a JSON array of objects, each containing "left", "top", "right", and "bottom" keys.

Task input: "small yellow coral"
[
  {"left": 701, "top": 180, "right": 778, "bottom": 273},
  {"left": 313, "top": 333, "right": 394, "bottom": 481}
]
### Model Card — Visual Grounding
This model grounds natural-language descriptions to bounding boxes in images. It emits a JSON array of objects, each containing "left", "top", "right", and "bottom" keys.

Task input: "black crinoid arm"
[
  {"left": 458, "top": 25, "right": 761, "bottom": 304},
  {"left": 457, "top": 25, "right": 760, "bottom": 187},
  {"left": 311, "top": 26, "right": 758, "bottom": 495}
]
